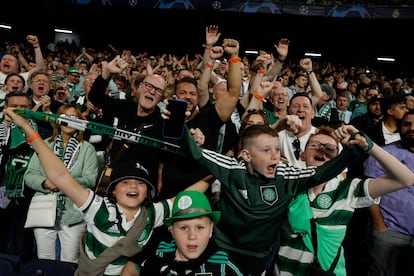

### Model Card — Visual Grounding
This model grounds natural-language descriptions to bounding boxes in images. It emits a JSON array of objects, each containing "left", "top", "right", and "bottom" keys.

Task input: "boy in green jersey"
[{"left": 181, "top": 122, "right": 374, "bottom": 275}]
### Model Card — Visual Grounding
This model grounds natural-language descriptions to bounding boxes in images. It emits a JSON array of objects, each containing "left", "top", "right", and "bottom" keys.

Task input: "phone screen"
[{"left": 162, "top": 99, "right": 188, "bottom": 139}]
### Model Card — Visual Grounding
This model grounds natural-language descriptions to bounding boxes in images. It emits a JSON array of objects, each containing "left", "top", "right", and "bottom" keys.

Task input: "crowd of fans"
[{"left": 0, "top": 25, "right": 413, "bottom": 275}]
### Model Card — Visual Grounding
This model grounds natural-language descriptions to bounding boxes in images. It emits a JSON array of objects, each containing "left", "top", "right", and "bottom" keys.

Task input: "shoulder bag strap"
[
  {"left": 310, "top": 218, "right": 341, "bottom": 273},
  {"left": 75, "top": 206, "right": 148, "bottom": 276}
]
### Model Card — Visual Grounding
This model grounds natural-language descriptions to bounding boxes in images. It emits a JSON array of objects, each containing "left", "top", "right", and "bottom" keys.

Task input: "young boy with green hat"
[{"left": 121, "top": 190, "right": 243, "bottom": 275}]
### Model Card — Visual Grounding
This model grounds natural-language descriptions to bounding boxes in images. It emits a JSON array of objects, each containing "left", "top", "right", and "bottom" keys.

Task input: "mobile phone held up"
[{"left": 162, "top": 98, "right": 188, "bottom": 140}]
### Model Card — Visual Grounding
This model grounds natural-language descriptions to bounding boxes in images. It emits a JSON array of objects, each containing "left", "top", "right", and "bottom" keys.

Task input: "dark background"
[{"left": 2, "top": 0, "right": 414, "bottom": 77}]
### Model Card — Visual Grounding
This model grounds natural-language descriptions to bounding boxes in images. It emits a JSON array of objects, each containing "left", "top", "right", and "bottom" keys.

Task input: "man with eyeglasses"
[
  {"left": 264, "top": 82, "right": 289, "bottom": 125},
  {"left": 28, "top": 71, "right": 53, "bottom": 138},
  {"left": 88, "top": 55, "right": 168, "bottom": 187},
  {"left": 65, "top": 66, "right": 81, "bottom": 98}
]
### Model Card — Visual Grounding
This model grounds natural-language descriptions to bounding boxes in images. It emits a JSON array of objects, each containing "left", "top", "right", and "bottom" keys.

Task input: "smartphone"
[{"left": 162, "top": 98, "right": 188, "bottom": 140}]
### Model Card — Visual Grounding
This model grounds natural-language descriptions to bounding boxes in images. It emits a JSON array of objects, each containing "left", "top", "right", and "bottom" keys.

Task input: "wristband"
[
  {"left": 205, "top": 62, "right": 213, "bottom": 68},
  {"left": 228, "top": 57, "right": 241, "bottom": 63},
  {"left": 277, "top": 57, "right": 285, "bottom": 63},
  {"left": 258, "top": 69, "right": 265, "bottom": 75},
  {"left": 349, "top": 131, "right": 373, "bottom": 153},
  {"left": 26, "top": 132, "right": 41, "bottom": 143},
  {"left": 253, "top": 92, "right": 266, "bottom": 102},
  {"left": 33, "top": 45, "right": 40, "bottom": 48},
  {"left": 305, "top": 71, "right": 313, "bottom": 76},
  {"left": 204, "top": 46, "right": 212, "bottom": 51}
]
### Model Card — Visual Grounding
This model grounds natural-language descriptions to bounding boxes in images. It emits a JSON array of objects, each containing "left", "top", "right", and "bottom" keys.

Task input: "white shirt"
[{"left": 278, "top": 127, "right": 317, "bottom": 168}]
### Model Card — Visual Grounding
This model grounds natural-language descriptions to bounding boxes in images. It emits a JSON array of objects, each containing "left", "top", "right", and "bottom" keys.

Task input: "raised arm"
[
  {"left": 244, "top": 80, "right": 272, "bottom": 117},
  {"left": 214, "top": 38, "right": 242, "bottom": 122},
  {"left": 198, "top": 41, "right": 224, "bottom": 108},
  {"left": 5, "top": 108, "right": 89, "bottom": 208},
  {"left": 263, "top": 38, "right": 289, "bottom": 81},
  {"left": 333, "top": 125, "right": 414, "bottom": 198},
  {"left": 26, "top": 35, "right": 45, "bottom": 76},
  {"left": 365, "top": 144, "right": 414, "bottom": 198},
  {"left": 299, "top": 58, "right": 322, "bottom": 108},
  {"left": 88, "top": 56, "right": 128, "bottom": 107}
]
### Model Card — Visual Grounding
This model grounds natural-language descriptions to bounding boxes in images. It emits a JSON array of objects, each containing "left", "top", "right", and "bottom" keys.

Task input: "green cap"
[
  {"left": 164, "top": 190, "right": 221, "bottom": 227},
  {"left": 66, "top": 66, "right": 80, "bottom": 75}
]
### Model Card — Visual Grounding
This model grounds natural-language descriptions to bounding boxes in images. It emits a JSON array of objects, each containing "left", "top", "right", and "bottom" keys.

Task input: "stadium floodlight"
[
  {"left": 304, "top": 52, "right": 322, "bottom": 57},
  {"left": 0, "top": 24, "right": 12, "bottom": 30},
  {"left": 54, "top": 28, "right": 73, "bottom": 34},
  {"left": 376, "top": 57, "right": 395, "bottom": 62},
  {"left": 245, "top": 50, "right": 259, "bottom": 55}
]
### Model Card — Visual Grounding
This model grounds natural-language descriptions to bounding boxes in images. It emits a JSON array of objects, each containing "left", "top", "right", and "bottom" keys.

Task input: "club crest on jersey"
[
  {"left": 315, "top": 194, "right": 333, "bottom": 209},
  {"left": 260, "top": 186, "right": 278, "bottom": 205}
]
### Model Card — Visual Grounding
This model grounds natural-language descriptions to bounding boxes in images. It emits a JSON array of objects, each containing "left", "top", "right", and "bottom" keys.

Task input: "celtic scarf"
[
  {"left": 5, "top": 119, "right": 38, "bottom": 198},
  {"left": 53, "top": 134, "right": 80, "bottom": 219}
]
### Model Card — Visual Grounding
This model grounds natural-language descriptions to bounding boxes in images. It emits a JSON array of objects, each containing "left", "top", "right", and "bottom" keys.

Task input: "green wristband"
[{"left": 349, "top": 131, "right": 373, "bottom": 152}]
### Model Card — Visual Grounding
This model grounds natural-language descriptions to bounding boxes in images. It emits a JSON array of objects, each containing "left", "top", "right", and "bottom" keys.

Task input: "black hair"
[
  {"left": 4, "top": 73, "right": 26, "bottom": 87},
  {"left": 288, "top": 92, "right": 313, "bottom": 107},
  {"left": 380, "top": 94, "right": 406, "bottom": 116},
  {"left": 5, "top": 91, "right": 31, "bottom": 106},
  {"left": 174, "top": 76, "right": 198, "bottom": 93}
]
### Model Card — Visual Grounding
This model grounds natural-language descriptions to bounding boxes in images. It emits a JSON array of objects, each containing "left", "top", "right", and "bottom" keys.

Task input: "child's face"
[
  {"left": 302, "top": 134, "right": 338, "bottom": 167},
  {"left": 169, "top": 216, "right": 214, "bottom": 262},
  {"left": 112, "top": 179, "right": 148, "bottom": 210},
  {"left": 241, "top": 134, "right": 280, "bottom": 178}
]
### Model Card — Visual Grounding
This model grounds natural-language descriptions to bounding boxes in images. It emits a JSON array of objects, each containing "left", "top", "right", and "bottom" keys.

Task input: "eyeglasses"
[
  {"left": 247, "top": 108, "right": 266, "bottom": 115},
  {"left": 142, "top": 81, "right": 164, "bottom": 96},
  {"left": 69, "top": 74, "right": 80, "bottom": 78},
  {"left": 61, "top": 114, "right": 79, "bottom": 119},
  {"left": 31, "top": 79, "right": 49, "bottom": 84},
  {"left": 292, "top": 138, "right": 301, "bottom": 160},
  {"left": 273, "top": 92, "right": 288, "bottom": 97},
  {"left": 307, "top": 141, "right": 338, "bottom": 158}
]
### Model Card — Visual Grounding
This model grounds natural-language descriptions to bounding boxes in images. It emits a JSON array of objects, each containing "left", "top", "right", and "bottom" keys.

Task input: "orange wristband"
[
  {"left": 204, "top": 46, "right": 212, "bottom": 51},
  {"left": 253, "top": 92, "right": 266, "bottom": 102},
  {"left": 228, "top": 57, "right": 241, "bottom": 63},
  {"left": 26, "top": 132, "right": 41, "bottom": 143},
  {"left": 205, "top": 62, "right": 213, "bottom": 68},
  {"left": 258, "top": 69, "right": 265, "bottom": 75}
]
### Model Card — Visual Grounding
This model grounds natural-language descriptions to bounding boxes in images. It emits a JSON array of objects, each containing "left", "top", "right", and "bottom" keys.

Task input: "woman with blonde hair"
[{"left": 24, "top": 103, "right": 98, "bottom": 263}]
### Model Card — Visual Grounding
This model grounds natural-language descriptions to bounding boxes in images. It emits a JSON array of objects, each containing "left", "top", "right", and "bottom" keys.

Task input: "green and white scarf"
[
  {"left": 53, "top": 134, "right": 81, "bottom": 219},
  {"left": 5, "top": 119, "right": 38, "bottom": 198}
]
